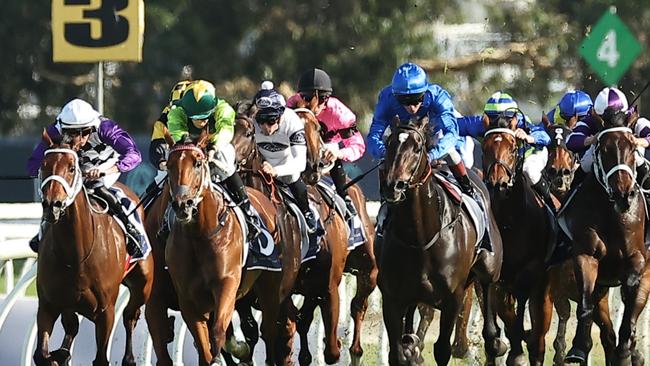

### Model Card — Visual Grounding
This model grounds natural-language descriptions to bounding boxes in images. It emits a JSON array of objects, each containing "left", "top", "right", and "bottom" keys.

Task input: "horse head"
[
  {"left": 295, "top": 107, "right": 325, "bottom": 185},
  {"left": 165, "top": 129, "right": 212, "bottom": 223},
  {"left": 591, "top": 108, "right": 639, "bottom": 212},
  {"left": 482, "top": 125, "right": 521, "bottom": 198},
  {"left": 383, "top": 115, "right": 432, "bottom": 203},
  {"left": 39, "top": 130, "right": 85, "bottom": 222},
  {"left": 542, "top": 114, "right": 577, "bottom": 198},
  {"left": 232, "top": 113, "right": 258, "bottom": 170}
]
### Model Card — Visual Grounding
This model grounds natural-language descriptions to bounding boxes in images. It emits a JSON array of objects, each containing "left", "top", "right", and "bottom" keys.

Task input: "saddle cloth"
[
  {"left": 316, "top": 177, "right": 367, "bottom": 250},
  {"left": 93, "top": 186, "right": 152, "bottom": 263},
  {"left": 276, "top": 185, "right": 324, "bottom": 263}
]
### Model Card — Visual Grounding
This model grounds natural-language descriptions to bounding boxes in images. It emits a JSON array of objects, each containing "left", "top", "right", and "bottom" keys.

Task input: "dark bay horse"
[
  {"left": 379, "top": 115, "right": 503, "bottom": 365},
  {"left": 562, "top": 110, "right": 650, "bottom": 366},
  {"left": 542, "top": 115, "right": 578, "bottom": 201},
  {"left": 481, "top": 118, "right": 557, "bottom": 365},
  {"left": 35, "top": 131, "right": 153, "bottom": 366}
]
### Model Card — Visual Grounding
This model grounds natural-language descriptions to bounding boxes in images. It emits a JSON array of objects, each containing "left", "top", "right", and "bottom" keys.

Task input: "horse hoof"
[
  {"left": 399, "top": 334, "right": 422, "bottom": 365},
  {"left": 298, "top": 351, "right": 312, "bottom": 366},
  {"left": 209, "top": 356, "right": 223, "bottom": 366},
  {"left": 491, "top": 338, "right": 508, "bottom": 357},
  {"left": 565, "top": 347, "right": 588, "bottom": 364},
  {"left": 632, "top": 349, "right": 645, "bottom": 366},
  {"left": 451, "top": 341, "right": 469, "bottom": 358},
  {"left": 225, "top": 339, "right": 250, "bottom": 360},
  {"left": 506, "top": 354, "right": 528, "bottom": 366},
  {"left": 50, "top": 349, "right": 71, "bottom": 366}
]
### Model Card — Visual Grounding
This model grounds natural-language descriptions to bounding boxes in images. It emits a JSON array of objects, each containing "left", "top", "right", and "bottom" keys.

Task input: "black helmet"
[{"left": 298, "top": 68, "right": 332, "bottom": 93}]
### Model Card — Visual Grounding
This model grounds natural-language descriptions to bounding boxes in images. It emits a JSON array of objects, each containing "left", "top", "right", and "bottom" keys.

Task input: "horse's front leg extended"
[
  {"left": 616, "top": 252, "right": 649, "bottom": 365},
  {"left": 33, "top": 303, "right": 59, "bottom": 366},
  {"left": 209, "top": 276, "right": 240, "bottom": 366},
  {"left": 566, "top": 253, "right": 599, "bottom": 364},
  {"left": 49, "top": 311, "right": 79, "bottom": 365},
  {"left": 93, "top": 305, "right": 115, "bottom": 366}
]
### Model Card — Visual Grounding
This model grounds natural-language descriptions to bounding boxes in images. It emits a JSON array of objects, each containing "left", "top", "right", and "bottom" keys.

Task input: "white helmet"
[
  {"left": 57, "top": 99, "right": 101, "bottom": 129},
  {"left": 593, "top": 87, "right": 628, "bottom": 115}
]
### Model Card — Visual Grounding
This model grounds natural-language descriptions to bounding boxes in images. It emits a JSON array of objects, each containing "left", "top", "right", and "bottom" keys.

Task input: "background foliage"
[{"left": 1, "top": 0, "right": 649, "bottom": 137}]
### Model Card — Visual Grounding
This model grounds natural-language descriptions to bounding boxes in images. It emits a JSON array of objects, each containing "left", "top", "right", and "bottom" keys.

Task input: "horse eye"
[
  {"left": 69, "top": 166, "right": 75, "bottom": 173},
  {"left": 194, "top": 160, "right": 202, "bottom": 168}
]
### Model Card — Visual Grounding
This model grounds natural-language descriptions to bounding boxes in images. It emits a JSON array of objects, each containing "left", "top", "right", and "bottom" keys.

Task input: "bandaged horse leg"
[{"left": 93, "top": 185, "right": 143, "bottom": 257}]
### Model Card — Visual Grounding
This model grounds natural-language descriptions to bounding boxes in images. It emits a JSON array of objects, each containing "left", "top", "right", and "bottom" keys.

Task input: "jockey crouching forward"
[
  {"left": 367, "top": 62, "right": 492, "bottom": 251},
  {"left": 167, "top": 80, "right": 261, "bottom": 240},
  {"left": 27, "top": 98, "right": 144, "bottom": 257},
  {"left": 287, "top": 68, "right": 366, "bottom": 217},
  {"left": 253, "top": 81, "right": 324, "bottom": 235}
]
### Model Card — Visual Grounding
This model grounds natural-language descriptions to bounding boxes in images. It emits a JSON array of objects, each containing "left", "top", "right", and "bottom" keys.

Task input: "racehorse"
[
  {"left": 481, "top": 113, "right": 557, "bottom": 365},
  {"left": 34, "top": 131, "right": 153, "bottom": 366},
  {"left": 294, "top": 106, "right": 377, "bottom": 365},
  {"left": 561, "top": 109, "right": 650, "bottom": 365},
  {"left": 379, "top": 115, "right": 503, "bottom": 365},
  {"left": 542, "top": 115, "right": 578, "bottom": 201}
]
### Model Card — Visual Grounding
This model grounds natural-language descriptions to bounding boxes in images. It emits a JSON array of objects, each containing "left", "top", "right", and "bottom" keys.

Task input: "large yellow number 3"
[{"left": 64, "top": 0, "right": 129, "bottom": 47}]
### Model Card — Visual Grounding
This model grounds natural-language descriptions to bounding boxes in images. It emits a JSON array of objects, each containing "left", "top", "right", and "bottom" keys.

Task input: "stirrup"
[{"left": 344, "top": 196, "right": 358, "bottom": 218}]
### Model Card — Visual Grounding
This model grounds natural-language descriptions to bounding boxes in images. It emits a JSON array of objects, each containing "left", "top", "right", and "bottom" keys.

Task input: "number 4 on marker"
[{"left": 597, "top": 29, "right": 620, "bottom": 68}]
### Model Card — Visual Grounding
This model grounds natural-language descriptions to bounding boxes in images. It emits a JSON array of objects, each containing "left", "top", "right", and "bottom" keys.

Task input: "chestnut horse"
[
  {"left": 34, "top": 132, "right": 153, "bottom": 366},
  {"left": 481, "top": 115, "right": 557, "bottom": 365},
  {"left": 562, "top": 110, "right": 650, "bottom": 365},
  {"left": 296, "top": 105, "right": 378, "bottom": 365},
  {"left": 379, "top": 115, "right": 503, "bottom": 365}
]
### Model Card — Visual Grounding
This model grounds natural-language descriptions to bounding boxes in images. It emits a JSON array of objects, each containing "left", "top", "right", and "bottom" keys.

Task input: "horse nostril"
[
  {"left": 395, "top": 181, "right": 407, "bottom": 191},
  {"left": 52, "top": 200, "right": 63, "bottom": 208},
  {"left": 499, "top": 182, "right": 508, "bottom": 189},
  {"left": 562, "top": 169, "right": 571, "bottom": 176},
  {"left": 186, "top": 199, "right": 194, "bottom": 207}
]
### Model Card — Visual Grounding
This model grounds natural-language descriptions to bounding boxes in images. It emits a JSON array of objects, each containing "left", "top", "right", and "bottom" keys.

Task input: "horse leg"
[
  {"left": 566, "top": 253, "right": 599, "bottom": 364},
  {"left": 208, "top": 277, "right": 240, "bottom": 366},
  {"left": 121, "top": 261, "right": 153, "bottom": 366},
  {"left": 527, "top": 282, "right": 553, "bottom": 366},
  {"left": 50, "top": 311, "right": 79, "bottom": 365},
  {"left": 551, "top": 291, "right": 571, "bottom": 366},
  {"left": 34, "top": 303, "right": 59, "bottom": 366},
  {"left": 92, "top": 305, "right": 115, "bottom": 366},
  {"left": 294, "top": 296, "right": 318, "bottom": 366},
  {"left": 320, "top": 270, "right": 344, "bottom": 364},
  {"left": 495, "top": 288, "right": 525, "bottom": 365},
  {"left": 479, "top": 282, "right": 507, "bottom": 365},
  {"left": 434, "top": 291, "right": 463, "bottom": 366},
  {"left": 616, "top": 258, "right": 650, "bottom": 366},
  {"left": 592, "top": 286, "right": 616, "bottom": 366},
  {"left": 348, "top": 256, "right": 378, "bottom": 366},
  {"left": 181, "top": 312, "right": 213, "bottom": 366},
  {"left": 382, "top": 296, "right": 408, "bottom": 366},
  {"left": 403, "top": 303, "right": 417, "bottom": 334},
  {"left": 144, "top": 275, "right": 176, "bottom": 366},
  {"left": 415, "top": 304, "right": 434, "bottom": 348},
  {"left": 452, "top": 282, "right": 473, "bottom": 358}
]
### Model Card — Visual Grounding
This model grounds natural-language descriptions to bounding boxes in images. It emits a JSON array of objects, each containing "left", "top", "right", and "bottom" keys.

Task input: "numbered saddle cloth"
[
  {"left": 315, "top": 176, "right": 367, "bottom": 250},
  {"left": 276, "top": 185, "right": 324, "bottom": 264}
]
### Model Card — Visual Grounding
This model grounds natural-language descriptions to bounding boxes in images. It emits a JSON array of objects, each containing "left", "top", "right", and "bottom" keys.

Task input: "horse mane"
[{"left": 235, "top": 100, "right": 256, "bottom": 119}]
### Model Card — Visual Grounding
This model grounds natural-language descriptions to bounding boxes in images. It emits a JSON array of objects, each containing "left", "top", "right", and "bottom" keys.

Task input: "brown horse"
[
  {"left": 481, "top": 116, "right": 557, "bottom": 365},
  {"left": 379, "top": 115, "right": 503, "bottom": 365},
  {"left": 294, "top": 105, "right": 379, "bottom": 365},
  {"left": 34, "top": 131, "right": 153, "bottom": 366},
  {"left": 562, "top": 110, "right": 650, "bottom": 366},
  {"left": 542, "top": 115, "right": 578, "bottom": 201}
]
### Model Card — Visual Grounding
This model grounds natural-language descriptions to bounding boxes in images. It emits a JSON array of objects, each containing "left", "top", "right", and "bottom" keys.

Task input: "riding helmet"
[
  {"left": 558, "top": 90, "right": 593, "bottom": 118},
  {"left": 298, "top": 68, "right": 333, "bottom": 93},
  {"left": 594, "top": 87, "right": 628, "bottom": 115},
  {"left": 391, "top": 62, "right": 428, "bottom": 95},
  {"left": 57, "top": 99, "right": 101, "bottom": 129},
  {"left": 178, "top": 80, "right": 217, "bottom": 119}
]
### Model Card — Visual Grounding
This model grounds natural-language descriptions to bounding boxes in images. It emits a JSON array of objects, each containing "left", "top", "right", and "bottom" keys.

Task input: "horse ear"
[
  {"left": 541, "top": 112, "right": 551, "bottom": 129},
  {"left": 566, "top": 115, "right": 578, "bottom": 129},
  {"left": 163, "top": 127, "right": 175, "bottom": 146},
  {"left": 42, "top": 128, "right": 54, "bottom": 147},
  {"left": 390, "top": 115, "right": 400, "bottom": 130},
  {"left": 196, "top": 129, "right": 210, "bottom": 149},
  {"left": 418, "top": 115, "right": 430, "bottom": 129},
  {"left": 626, "top": 109, "right": 640, "bottom": 129},
  {"left": 591, "top": 108, "right": 605, "bottom": 128}
]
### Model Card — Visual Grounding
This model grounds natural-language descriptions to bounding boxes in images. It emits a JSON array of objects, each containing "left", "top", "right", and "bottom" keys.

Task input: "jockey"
[
  {"left": 574, "top": 87, "right": 650, "bottom": 189},
  {"left": 547, "top": 90, "right": 593, "bottom": 130},
  {"left": 286, "top": 68, "right": 366, "bottom": 217},
  {"left": 27, "top": 98, "right": 144, "bottom": 256},
  {"left": 166, "top": 80, "right": 260, "bottom": 240},
  {"left": 149, "top": 80, "right": 191, "bottom": 175},
  {"left": 368, "top": 62, "right": 479, "bottom": 200},
  {"left": 253, "top": 81, "right": 323, "bottom": 234}
]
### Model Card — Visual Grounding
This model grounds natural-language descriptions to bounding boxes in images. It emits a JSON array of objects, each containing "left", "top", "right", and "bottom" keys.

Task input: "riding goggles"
[{"left": 395, "top": 92, "right": 425, "bottom": 106}]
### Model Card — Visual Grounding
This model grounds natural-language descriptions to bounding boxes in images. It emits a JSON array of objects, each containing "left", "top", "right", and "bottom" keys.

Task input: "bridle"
[
  {"left": 40, "top": 148, "right": 84, "bottom": 212},
  {"left": 593, "top": 127, "right": 637, "bottom": 200},
  {"left": 294, "top": 107, "right": 334, "bottom": 172},
  {"left": 386, "top": 124, "right": 433, "bottom": 203},
  {"left": 544, "top": 126, "right": 578, "bottom": 191},
  {"left": 483, "top": 128, "right": 522, "bottom": 188},
  {"left": 167, "top": 144, "right": 212, "bottom": 215}
]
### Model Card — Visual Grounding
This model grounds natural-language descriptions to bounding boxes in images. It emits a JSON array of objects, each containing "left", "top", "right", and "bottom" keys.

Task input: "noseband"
[
  {"left": 40, "top": 148, "right": 84, "bottom": 211},
  {"left": 593, "top": 127, "right": 637, "bottom": 199},
  {"left": 484, "top": 128, "right": 522, "bottom": 188}
]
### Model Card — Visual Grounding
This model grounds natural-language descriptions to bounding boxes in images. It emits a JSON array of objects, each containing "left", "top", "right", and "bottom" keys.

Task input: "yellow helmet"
[{"left": 169, "top": 80, "right": 191, "bottom": 104}]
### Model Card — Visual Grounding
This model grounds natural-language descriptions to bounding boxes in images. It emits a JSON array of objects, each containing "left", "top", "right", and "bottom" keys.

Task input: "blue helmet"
[
  {"left": 391, "top": 62, "right": 428, "bottom": 95},
  {"left": 558, "top": 91, "right": 593, "bottom": 119}
]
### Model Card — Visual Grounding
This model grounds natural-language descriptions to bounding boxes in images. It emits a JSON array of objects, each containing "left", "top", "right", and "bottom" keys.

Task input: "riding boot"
[
  {"left": 93, "top": 186, "right": 144, "bottom": 258},
  {"left": 449, "top": 161, "right": 492, "bottom": 253},
  {"left": 288, "top": 179, "right": 323, "bottom": 235},
  {"left": 330, "top": 159, "right": 357, "bottom": 218},
  {"left": 223, "top": 173, "right": 261, "bottom": 241},
  {"left": 532, "top": 177, "right": 556, "bottom": 214},
  {"left": 29, "top": 220, "right": 50, "bottom": 253}
]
